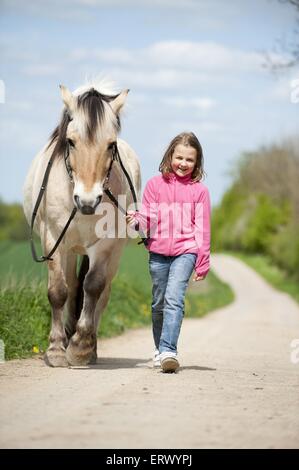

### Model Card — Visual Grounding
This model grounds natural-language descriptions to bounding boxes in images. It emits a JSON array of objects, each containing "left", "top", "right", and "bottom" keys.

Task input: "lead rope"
[{"left": 104, "top": 144, "right": 148, "bottom": 246}]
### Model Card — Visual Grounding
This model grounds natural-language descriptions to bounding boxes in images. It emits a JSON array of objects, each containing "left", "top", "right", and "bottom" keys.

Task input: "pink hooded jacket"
[{"left": 131, "top": 172, "right": 211, "bottom": 278}]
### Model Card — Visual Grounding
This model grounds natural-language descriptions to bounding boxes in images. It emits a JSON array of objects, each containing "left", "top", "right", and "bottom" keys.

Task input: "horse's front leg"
[
  {"left": 66, "top": 261, "right": 106, "bottom": 366},
  {"left": 45, "top": 253, "right": 68, "bottom": 367}
]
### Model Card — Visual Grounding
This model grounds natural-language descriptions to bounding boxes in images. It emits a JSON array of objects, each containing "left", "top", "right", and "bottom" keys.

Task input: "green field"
[{"left": 0, "top": 240, "right": 234, "bottom": 359}]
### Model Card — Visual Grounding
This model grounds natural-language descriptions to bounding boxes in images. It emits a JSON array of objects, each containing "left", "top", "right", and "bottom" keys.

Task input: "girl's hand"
[
  {"left": 125, "top": 211, "right": 136, "bottom": 227},
  {"left": 193, "top": 273, "right": 204, "bottom": 282}
]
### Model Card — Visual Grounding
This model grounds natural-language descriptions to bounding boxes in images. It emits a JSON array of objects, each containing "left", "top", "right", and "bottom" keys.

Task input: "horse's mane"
[{"left": 47, "top": 82, "right": 121, "bottom": 159}]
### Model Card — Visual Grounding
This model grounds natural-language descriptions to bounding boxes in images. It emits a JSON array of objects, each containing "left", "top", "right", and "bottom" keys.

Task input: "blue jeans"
[{"left": 149, "top": 252, "right": 197, "bottom": 355}]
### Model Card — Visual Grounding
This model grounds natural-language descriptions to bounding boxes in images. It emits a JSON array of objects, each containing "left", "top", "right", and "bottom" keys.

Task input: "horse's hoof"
[
  {"left": 88, "top": 351, "right": 98, "bottom": 364},
  {"left": 66, "top": 348, "right": 93, "bottom": 366},
  {"left": 66, "top": 338, "right": 94, "bottom": 366},
  {"left": 45, "top": 348, "right": 68, "bottom": 368}
]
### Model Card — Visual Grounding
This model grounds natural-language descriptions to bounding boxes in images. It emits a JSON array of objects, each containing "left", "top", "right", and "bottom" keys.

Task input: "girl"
[{"left": 126, "top": 132, "right": 211, "bottom": 373}]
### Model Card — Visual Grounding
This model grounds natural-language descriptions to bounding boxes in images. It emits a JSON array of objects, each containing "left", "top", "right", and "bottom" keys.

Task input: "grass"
[
  {"left": 0, "top": 239, "right": 233, "bottom": 360},
  {"left": 0, "top": 281, "right": 50, "bottom": 359},
  {"left": 185, "top": 270, "right": 234, "bottom": 318},
  {"left": 0, "top": 240, "right": 47, "bottom": 285},
  {"left": 226, "top": 251, "right": 299, "bottom": 304}
]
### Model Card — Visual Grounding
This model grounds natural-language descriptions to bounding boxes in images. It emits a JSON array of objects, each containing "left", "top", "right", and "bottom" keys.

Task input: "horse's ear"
[
  {"left": 59, "top": 84, "right": 76, "bottom": 114},
  {"left": 110, "top": 89, "right": 129, "bottom": 114}
]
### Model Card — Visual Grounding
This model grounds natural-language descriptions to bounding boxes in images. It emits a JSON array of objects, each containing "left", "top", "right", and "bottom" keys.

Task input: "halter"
[{"left": 30, "top": 141, "right": 147, "bottom": 263}]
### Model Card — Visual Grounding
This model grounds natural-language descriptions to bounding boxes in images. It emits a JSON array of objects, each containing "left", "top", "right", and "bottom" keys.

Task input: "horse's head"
[{"left": 57, "top": 84, "right": 128, "bottom": 215}]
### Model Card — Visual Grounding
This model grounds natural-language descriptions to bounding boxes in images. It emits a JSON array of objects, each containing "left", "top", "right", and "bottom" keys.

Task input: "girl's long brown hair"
[{"left": 159, "top": 132, "right": 205, "bottom": 182}]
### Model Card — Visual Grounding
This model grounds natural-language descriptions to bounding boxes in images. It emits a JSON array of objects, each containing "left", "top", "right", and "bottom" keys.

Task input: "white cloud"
[
  {"left": 146, "top": 41, "right": 262, "bottom": 71},
  {"left": 63, "top": 40, "right": 269, "bottom": 92},
  {"left": 69, "top": 41, "right": 265, "bottom": 73},
  {"left": 71, "top": 65, "right": 211, "bottom": 90}
]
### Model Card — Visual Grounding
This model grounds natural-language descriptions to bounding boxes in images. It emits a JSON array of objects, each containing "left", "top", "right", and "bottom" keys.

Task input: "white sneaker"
[
  {"left": 160, "top": 352, "right": 180, "bottom": 373},
  {"left": 153, "top": 349, "right": 161, "bottom": 368}
]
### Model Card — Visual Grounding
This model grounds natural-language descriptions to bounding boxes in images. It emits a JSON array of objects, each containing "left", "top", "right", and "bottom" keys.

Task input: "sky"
[{"left": 0, "top": 0, "right": 298, "bottom": 207}]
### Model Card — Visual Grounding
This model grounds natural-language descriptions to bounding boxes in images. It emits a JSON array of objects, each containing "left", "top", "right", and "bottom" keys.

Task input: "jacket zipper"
[{"left": 168, "top": 178, "right": 176, "bottom": 255}]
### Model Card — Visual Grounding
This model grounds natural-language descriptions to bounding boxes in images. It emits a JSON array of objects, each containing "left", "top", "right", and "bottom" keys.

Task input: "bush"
[
  {"left": 268, "top": 222, "right": 299, "bottom": 279},
  {"left": 212, "top": 184, "right": 247, "bottom": 251},
  {"left": 0, "top": 200, "right": 28, "bottom": 241},
  {"left": 241, "top": 194, "right": 290, "bottom": 253},
  {"left": 212, "top": 137, "right": 299, "bottom": 278}
]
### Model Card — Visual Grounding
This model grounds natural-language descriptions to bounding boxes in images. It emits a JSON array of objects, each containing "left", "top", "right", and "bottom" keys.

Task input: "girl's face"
[{"left": 171, "top": 144, "right": 197, "bottom": 177}]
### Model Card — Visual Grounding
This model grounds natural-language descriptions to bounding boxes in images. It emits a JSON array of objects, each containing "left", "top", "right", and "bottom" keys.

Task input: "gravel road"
[{"left": 0, "top": 254, "right": 298, "bottom": 449}]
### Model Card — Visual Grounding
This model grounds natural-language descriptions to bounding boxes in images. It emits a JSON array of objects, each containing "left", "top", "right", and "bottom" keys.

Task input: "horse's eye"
[
  {"left": 107, "top": 142, "right": 116, "bottom": 151},
  {"left": 68, "top": 138, "right": 75, "bottom": 148}
]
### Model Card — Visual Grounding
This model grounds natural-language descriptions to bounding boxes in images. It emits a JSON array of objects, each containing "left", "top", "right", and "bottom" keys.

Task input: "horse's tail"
[{"left": 75, "top": 255, "right": 89, "bottom": 320}]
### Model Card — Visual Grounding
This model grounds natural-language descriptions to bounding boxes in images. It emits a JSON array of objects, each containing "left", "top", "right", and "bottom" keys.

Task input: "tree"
[{"left": 265, "top": 0, "right": 299, "bottom": 70}]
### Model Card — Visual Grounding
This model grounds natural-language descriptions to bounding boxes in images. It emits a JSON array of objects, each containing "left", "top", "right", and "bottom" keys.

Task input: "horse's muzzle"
[{"left": 74, "top": 195, "right": 102, "bottom": 215}]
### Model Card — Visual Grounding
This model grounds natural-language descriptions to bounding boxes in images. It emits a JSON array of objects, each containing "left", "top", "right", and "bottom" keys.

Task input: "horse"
[{"left": 23, "top": 80, "right": 141, "bottom": 367}]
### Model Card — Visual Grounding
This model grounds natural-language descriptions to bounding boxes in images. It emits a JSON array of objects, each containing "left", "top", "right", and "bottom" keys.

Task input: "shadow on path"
[
  {"left": 71, "top": 357, "right": 150, "bottom": 370},
  {"left": 71, "top": 358, "right": 217, "bottom": 372},
  {"left": 179, "top": 365, "right": 216, "bottom": 371}
]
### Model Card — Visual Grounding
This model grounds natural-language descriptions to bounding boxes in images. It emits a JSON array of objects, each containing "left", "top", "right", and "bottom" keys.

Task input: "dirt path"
[{"left": 0, "top": 254, "right": 298, "bottom": 449}]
